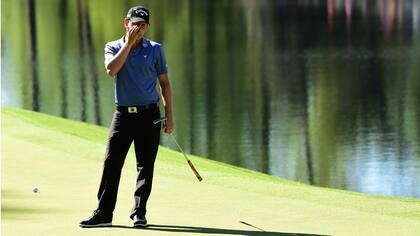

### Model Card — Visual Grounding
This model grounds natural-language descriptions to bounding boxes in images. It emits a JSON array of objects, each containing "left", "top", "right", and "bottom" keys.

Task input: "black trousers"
[{"left": 96, "top": 107, "right": 161, "bottom": 219}]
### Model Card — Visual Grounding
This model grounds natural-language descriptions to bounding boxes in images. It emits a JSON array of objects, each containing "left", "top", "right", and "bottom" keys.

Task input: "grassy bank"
[{"left": 2, "top": 108, "right": 420, "bottom": 236}]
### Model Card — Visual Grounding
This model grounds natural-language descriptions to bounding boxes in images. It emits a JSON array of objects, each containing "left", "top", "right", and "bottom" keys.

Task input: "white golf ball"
[{"left": 32, "top": 187, "right": 39, "bottom": 193}]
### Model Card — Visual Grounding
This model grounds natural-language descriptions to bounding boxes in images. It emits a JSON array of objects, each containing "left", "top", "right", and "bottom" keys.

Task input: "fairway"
[{"left": 2, "top": 108, "right": 420, "bottom": 236}]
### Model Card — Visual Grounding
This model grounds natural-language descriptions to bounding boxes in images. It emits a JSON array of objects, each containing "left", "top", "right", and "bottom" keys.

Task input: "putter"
[{"left": 153, "top": 117, "right": 203, "bottom": 182}]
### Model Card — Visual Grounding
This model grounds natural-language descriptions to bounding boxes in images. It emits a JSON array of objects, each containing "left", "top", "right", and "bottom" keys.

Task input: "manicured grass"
[{"left": 2, "top": 108, "right": 420, "bottom": 236}]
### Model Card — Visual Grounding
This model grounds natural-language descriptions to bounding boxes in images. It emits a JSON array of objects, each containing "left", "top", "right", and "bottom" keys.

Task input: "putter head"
[{"left": 153, "top": 117, "right": 167, "bottom": 125}]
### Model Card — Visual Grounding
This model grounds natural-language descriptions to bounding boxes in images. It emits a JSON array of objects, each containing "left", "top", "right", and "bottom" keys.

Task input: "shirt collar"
[{"left": 141, "top": 38, "right": 149, "bottom": 48}]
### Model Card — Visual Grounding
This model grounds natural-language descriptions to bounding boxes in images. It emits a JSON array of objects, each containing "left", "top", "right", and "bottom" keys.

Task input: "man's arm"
[
  {"left": 105, "top": 26, "right": 141, "bottom": 77},
  {"left": 105, "top": 43, "right": 132, "bottom": 77},
  {"left": 158, "top": 73, "right": 173, "bottom": 134}
]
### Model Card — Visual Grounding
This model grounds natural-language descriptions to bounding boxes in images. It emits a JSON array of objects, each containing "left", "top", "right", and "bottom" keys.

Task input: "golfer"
[{"left": 80, "top": 5, "right": 173, "bottom": 228}]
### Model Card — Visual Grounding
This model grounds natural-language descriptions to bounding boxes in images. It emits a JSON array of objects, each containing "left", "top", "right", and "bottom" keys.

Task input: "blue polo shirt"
[{"left": 104, "top": 37, "right": 168, "bottom": 106}]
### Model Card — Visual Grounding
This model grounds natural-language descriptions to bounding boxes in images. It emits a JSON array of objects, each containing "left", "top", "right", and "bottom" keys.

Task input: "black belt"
[{"left": 116, "top": 104, "right": 159, "bottom": 113}]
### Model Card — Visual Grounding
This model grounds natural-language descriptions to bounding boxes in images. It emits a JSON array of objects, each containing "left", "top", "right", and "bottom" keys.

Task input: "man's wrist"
[
  {"left": 122, "top": 36, "right": 133, "bottom": 48},
  {"left": 165, "top": 111, "right": 173, "bottom": 118},
  {"left": 122, "top": 41, "right": 132, "bottom": 50}
]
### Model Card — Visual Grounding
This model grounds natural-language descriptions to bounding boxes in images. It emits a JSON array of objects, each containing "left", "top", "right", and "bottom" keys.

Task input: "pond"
[{"left": 2, "top": 0, "right": 420, "bottom": 198}]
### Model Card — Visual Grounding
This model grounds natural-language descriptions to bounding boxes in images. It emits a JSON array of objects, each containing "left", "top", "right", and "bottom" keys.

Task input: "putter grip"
[{"left": 188, "top": 160, "right": 203, "bottom": 181}]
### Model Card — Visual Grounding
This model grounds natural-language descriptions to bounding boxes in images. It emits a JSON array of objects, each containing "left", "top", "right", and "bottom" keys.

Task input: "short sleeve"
[
  {"left": 104, "top": 43, "right": 118, "bottom": 65},
  {"left": 155, "top": 45, "right": 168, "bottom": 75}
]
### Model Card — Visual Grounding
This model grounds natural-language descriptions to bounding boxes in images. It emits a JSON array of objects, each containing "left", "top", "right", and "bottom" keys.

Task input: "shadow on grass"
[
  {"left": 1, "top": 205, "right": 57, "bottom": 220},
  {"left": 1, "top": 189, "right": 28, "bottom": 199},
  {"left": 2, "top": 189, "right": 63, "bottom": 220},
  {"left": 109, "top": 224, "right": 329, "bottom": 236}
]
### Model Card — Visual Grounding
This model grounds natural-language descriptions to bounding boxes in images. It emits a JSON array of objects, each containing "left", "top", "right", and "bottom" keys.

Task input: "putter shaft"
[
  {"left": 152, "top": 117, "right": 203, "bottom": 182},
  {"left": 169, "top": 134, "right": 203, "bottom": 182}
]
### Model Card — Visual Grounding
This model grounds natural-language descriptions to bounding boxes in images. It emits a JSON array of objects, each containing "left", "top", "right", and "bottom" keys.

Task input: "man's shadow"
[{"left": 110, "top": 223, "right": 329, "bottom": 236}]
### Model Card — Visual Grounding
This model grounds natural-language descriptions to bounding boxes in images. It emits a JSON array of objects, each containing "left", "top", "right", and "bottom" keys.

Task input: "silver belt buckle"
[{"left": 128, "top": 107, "right": 137, "bottom": 113}]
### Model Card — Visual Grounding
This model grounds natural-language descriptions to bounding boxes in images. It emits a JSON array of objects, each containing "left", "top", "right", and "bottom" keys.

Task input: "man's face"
[
  {"left": 124, "top": 19, "right": 149, "bottom": 40},
  {"left": 129, "top": 20, "right": 148, "bottom": 34},
  {"left": 129, "top": 20, "right": 148, "bottom": 30}
]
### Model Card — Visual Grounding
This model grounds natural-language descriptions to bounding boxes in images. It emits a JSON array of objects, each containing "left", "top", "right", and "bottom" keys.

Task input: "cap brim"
[{"left": 130, "top": 17, "right": 146, "bottom": 23}]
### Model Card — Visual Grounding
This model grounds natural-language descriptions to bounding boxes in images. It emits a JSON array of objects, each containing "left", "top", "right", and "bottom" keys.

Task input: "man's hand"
[
  {"left": 126, "top": 26, "right": 142, "bottom": 47},
  {"left": 164, "top": 116, "right": 173, "bottom": 134}
]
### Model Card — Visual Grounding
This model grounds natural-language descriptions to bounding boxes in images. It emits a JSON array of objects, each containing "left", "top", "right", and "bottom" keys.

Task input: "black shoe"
[
  {"left": 133, "top": 214, "right": 147, "bottom": 227},
  {"left": 79, "top": 210, "right": 112, "bottom": 228}
]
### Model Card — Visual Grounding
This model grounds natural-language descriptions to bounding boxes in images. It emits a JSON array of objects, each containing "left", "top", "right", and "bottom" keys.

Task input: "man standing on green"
[{"left": 80, "top": 5, "right": 173, "bottom": 228}]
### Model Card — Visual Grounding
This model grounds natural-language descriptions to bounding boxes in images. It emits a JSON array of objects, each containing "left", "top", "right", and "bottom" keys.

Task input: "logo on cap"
[
  {"left": 127, "top": 6, "right": 150, "bottom": 23},
  {"left": 135, "top": 9, "right": 148, "bottom": 17}
]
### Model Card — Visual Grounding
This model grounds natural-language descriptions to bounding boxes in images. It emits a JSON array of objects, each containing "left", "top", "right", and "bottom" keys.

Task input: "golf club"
[{"left": 153, "top": 117, "right": 203, "bottom": 182}]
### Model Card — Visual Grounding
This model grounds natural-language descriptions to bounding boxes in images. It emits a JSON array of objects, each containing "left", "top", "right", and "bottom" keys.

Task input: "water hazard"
[{"left": 2, "top": 0, "right": 420, "bottom": 197}]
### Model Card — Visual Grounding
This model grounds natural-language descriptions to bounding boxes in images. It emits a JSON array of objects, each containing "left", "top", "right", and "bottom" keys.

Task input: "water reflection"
[
  {"left": 2, "top": 0, "right": 419, "bottom": 198},
  {"left": 28, "top": 0, "right": 39, "bottom": 111},
  {"left": 59, "top": 0, "right": 68, "bottom": 118},
  {"left": 326, "top": 0, "right": 419, "bottom": 36}
]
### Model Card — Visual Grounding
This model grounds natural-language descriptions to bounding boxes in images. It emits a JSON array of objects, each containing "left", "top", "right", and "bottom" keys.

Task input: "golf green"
[{"left": 2, "top": 108, "right": 420, "bottom": 236}]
